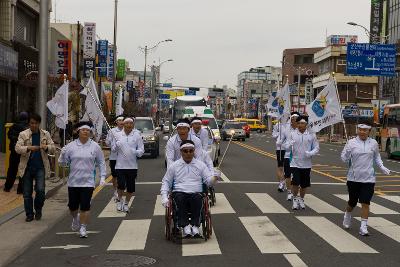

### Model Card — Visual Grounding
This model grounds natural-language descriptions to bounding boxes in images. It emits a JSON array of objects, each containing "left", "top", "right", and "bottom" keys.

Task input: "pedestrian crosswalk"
[{"left": 54, "top": 190, "right": 400, "bottom": 258}]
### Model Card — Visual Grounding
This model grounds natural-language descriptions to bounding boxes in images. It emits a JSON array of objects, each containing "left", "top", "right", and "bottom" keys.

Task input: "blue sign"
[
  {"left": 107, "top": 46, "right": 114, "bottom": 80},
  {"left": 126, "top": 80, "right": 134, "bottom": 92},
  {"left": 185, "top": 90, "right": 196, "bottom": 96},
  {"left": 347, "top": 43, "right": 396, "bottom": 77},
  {"left": 159, "top": 94, "right": 170, "bottom": 99},
  {"left": 163, "top": 83, "right": 173, "bottom": 88},
  {"left": 97, "top": 40, "right": 108, "bottom": 77}
]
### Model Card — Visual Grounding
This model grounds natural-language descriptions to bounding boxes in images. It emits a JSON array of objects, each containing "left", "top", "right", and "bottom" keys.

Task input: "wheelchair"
[
  {"left": 165, "top": 188, "right": 212, "bottom": 242},
  {"left": 208, "top": 186, "right": 216, "bottom": 206}
]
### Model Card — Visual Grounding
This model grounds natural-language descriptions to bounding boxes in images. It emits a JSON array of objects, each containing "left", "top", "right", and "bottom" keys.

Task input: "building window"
[
  {"left": 294, "top": 54, "right": 314, "bottom": 64},
  {"left": 14, "top": 4, "right": 38, "bottom": 47}
]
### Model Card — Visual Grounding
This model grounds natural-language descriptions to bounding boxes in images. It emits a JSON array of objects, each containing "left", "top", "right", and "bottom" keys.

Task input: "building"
[
  {"left": 0, "top": 0, "right": 51, "bottom": 152},
  {"left": 312, "top": 37, "right": 378, "bottom": 137},
  {"left": 282, "top": 47, "right": 323, "bottom": 113},
  {"left": 237, "top": 66, "right": 282, "bottom": 118},
  {"left": 381, "top": 0, "right": 400, "bottom": 103}
]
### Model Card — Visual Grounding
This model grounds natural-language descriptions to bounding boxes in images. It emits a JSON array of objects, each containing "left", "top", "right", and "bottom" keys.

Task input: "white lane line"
[
  {"left": 379, "top": 195, "right": 400, "bottom": 205},
  {"left": 247, "top": 193, "right": 289, "bottom": 213},
  {"left": 98, "top": 197, "right": 135, "bottom": 218},
  {"left": 239, "top": 216, "right": 299, "bottom": 254},
  {"left": 107, "top": 219, "right": 151, "bottom": 251},
  {"left": 355, "top": 217, "right": 400, "bottom": 243},
  {"left": 182, "top": 228, "right": 221, "bottom": 256},
  {"left": 297, "top": 216, "right": 377, "bottom": 253},
  {"left": 220, "top": 171, "right": 231, "bottom": 182},
  {"left": 153, "top": 195, "right": 165, "bottom": 216},
  {"left": 284, "top": 254, "right": 308, "bottom": 267},
  {"left": 305, "top": 194, "right": 342, "bottom": 214},
  {"left": 210, "top": 193, "right": 236, "bottom": 214},
  {"left": 56, "top": 231, "right": 100, "bottom": 235},
  {"left": 41, "top": 245, "right": 89, "bottom": 250},
  {"left": 335, "top": 194, "right": 399, "bottom": 215}
]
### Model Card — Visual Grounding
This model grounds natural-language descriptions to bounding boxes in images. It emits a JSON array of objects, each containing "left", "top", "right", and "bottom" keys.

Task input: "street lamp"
[{"left": 347, "top": 21, "right": 390, "bottom": 44}]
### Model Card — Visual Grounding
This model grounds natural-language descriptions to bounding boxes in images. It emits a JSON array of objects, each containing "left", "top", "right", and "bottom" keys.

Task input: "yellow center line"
[
  {"left": 375, "top": 185, "right": 400, "bottom": 188},
  {"left": 92, "top": 175, "right": 113, "bottom": 198}
]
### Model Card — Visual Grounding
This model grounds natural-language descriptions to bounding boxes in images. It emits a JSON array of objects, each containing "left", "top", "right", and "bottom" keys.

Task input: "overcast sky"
[{"left": 54, "top": 0, "right": 371, "bottom": 89}]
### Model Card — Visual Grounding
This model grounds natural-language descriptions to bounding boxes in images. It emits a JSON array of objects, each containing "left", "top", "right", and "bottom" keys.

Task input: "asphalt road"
[{"left": 7, "top": 132, "right": 400, "bottom": 267}]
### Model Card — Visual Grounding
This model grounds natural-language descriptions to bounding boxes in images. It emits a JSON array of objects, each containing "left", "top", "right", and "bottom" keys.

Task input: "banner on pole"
[
  {"left": 83, "top": 22, "right": 96, "bottom": 59},
  {"left": 306, "top": 79, "right": 342, "bottom": 133}
]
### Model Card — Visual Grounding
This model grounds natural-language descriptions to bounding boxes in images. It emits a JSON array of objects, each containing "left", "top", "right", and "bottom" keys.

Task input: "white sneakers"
[
  {"left": 116, "top": 201, "right": 123, "bottom": 211},
  {"left": 192, "top": 226, "right": 200, "bottom": 237},
  {"left": 79, "top": 224, "right": 88, "bottom": 238},
  {"left": 292, "top": 197, "right": 299, "bottom": 210},
  {"left": 359, "top": 225, "right": 369, "bottom": 236},
  {"left": 343, "top": 212, "right": 352, "bottom": 229},
  {"left": 123, "top": 202, "right": 129, "bottom": 213},
  {"left": 278, "top": 181, "right": 287, "bottom": 192},
  {"left": 298, "top": 198, "right": 306, "bottom": 210},
  {"left": 113, "top": 190, "right": 119, "bottom": 202},
  {"left": 183, "top": 225, "right": 192, "bottom": 237},
  {"left": 287, "top": 191, "right": 293, "bottom": 201},
  {"left": 71, "top": 214, "right": 80, "bottom": 231}
]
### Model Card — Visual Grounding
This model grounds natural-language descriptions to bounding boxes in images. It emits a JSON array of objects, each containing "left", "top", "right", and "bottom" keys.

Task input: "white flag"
[
  {"left": 81, "top": 76, "right": 104, "bottom": 141},
  {"left": 268, "top": 82, "right": 290, "bottom": 120},
  {"left": 46, "top": 81, "right": 68, "bottom": 129},
  {"left": 115, "top": 86, "right": 124, "bottom": 116},
  {"left": 306, "top": 78, "right": 342, "bottom": 133}
]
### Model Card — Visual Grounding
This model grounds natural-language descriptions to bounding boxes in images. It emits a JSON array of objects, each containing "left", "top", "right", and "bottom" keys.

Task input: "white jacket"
[
  {"left": 190, "top": 128, "right": 209, "bottom": 151},
  {"left": 165, "top": 133, "right": 203, "bottom": 168},
  {"left": 160, "top": 158, "right": 213, "bottom": 198},
  {"left": 58, "top": 139, "right": 106, "bottom": 187},
  {"left": 272, "top": 122, "right": 285, "bottom": 151},
  {"left": 105, "top": 127, "right": 123, "bottom": 160},
  {"left": 277, "top": 122, "right": 297, "bottom": 159},
  {"left": 284, "top": 129, "right": 319, "bottom": 169},
  {"left": 341, "top": 137, "right": 388, "bottom": 183},
  {"left": 112, "top": 129, "right": 144, "bottom": 170}
]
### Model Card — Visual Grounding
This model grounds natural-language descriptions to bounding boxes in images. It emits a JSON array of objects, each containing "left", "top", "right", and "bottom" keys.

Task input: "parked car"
[
  {"left": 135, "top": 117, "right": 160, "bottom": 158},
  {"left": 237, "top": 122, "right": 251, "bottom": 138},
  {"left": 221, "top": 122, "right": 246, "bottom": 141},
  {"left": 164, "top": 125, "right": 220, "bottom": 167}
]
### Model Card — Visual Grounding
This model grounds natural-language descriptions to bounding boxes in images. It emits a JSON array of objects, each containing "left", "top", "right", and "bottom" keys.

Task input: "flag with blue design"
[
  {"left": 306, "top": 78, "right": 342, "bottom": 133},
  {"left": 267, "top": 82, "right": 290, "bottom": 120}
]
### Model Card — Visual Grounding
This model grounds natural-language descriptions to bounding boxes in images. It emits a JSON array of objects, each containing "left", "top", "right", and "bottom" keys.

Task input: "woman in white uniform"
[
  {"left": 112, "top": 117, "right": 144, "bottom": 213},
  {"left": 59, "top": 121, "right": 106, "bottom": 238},
  {"left": 341, "top": 123, "right": 391, "bottom": 236}
]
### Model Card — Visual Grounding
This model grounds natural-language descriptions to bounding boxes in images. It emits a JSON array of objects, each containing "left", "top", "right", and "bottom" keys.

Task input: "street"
[{"left": 6, "top": 133, "right": 400, "bottom": 267}]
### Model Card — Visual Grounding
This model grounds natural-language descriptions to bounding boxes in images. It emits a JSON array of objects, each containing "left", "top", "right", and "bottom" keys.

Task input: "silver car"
[{"left": 221, "top": 122, "right": 246, "bottom": 141}]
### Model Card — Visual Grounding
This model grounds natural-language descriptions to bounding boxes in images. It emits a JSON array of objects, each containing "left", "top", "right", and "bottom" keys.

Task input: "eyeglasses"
[{"left": 181, "top": 149, "right": 194, "bottom": 153}]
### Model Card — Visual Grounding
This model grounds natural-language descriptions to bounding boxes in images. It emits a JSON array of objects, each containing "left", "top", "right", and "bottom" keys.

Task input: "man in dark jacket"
[{"left": 3, "top": 112, "right": 29, "bottom": 193}]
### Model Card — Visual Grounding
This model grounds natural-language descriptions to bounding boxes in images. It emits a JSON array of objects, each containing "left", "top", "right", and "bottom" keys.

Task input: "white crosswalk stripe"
[
  {"left": 297, "top": 216, "right": 378, "bottom": 253},
  {"left": 107, "top": 219, "right": 151, "bottom": 251},
  {"left": 246, "top": 193, "right": 289, "bottom": 213},
  {"left": 153, "top": 195, "right": 165, "bottom": 216},
  {"left": 209, "top": 193, "right": 236, "bottom": 214},
  {"left": 182, "top": 228, "right": 221, "bottom": 256},
  {"left": 240, "top": 216, "right": 299, "bottom": 253},
  {"left": 284, "top": 254, "right": 308, "bottom": 267},
  {"left": 335, "top": 194, "right": 399, "bottom": 215},
  {"left": 305, "top": 194, "right": 342, "bottom": 214},
  {"left": 98, "top": 197, "right": 135, "bottom": 218},
  {"left": 379, "top": 195, "right": 400, "bottom": 205},
  {"left": 355, "top": 217, "right": 400, "bottom": 243}
]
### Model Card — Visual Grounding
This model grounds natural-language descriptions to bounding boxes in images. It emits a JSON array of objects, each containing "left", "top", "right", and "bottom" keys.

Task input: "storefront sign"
[
  {"left": 326, "top": 35, "right": 358, "bottom": 46},
  {"left": 116, "top": 59, "right": 126, "bottom": 81},
  {"left": 0, "top": 43, "right": 18, "bottom": 80},
  {"left": 370, "top": 0, "right": 383, "bottom": 44},
  {"left": 107, "top": 45, "right": 114, "bottom": 80},
  {"left": 55, "top": 40, "right": 72, "bottom": 78},
  {"left": 83, "top": 59, "right": 95, "bottom": 78},
  {"left": 97, "top": 40, "right": 108, "bottom": 77}
]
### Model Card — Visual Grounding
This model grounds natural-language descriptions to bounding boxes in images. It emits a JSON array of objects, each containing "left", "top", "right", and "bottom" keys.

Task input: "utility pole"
[
  {"left": 297, "top": 68, "right": 301, "bottom": 112},
  {"left": 111, "top": 0, "right": 118, "bottom": 114},
  {"left": 76, "top": 21, "right": 81, "bottom": 81},
  {"left": 38, "top": 0, "right": 49, "bottom": 128},
  {"left": 260, "top": 82, "right": 264, "bottom": 122},
  {"left": 143, "top": 45, "right": 148, "bottom": 114}
]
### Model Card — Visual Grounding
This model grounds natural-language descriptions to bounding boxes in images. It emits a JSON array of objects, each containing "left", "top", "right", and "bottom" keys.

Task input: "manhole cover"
[{"left": 67, "top": 254, "right": 156, "bottom": 267}]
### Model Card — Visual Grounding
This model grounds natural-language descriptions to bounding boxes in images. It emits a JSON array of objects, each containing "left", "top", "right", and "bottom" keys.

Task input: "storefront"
[{"left": 0, "top": 42, "right": 18, "bottom": 152}]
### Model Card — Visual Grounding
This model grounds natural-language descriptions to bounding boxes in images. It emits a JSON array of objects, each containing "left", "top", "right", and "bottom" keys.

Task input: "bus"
[
  {"left": 381, "top": 103, "right": 400, "bottom": 158},
  {"left": 170, "top": 96, "right": 207, "bottom": 125}
]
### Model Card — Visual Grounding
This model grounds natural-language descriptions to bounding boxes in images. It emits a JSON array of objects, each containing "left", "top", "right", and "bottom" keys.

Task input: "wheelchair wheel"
[{"left": 209, "top": 187, "right": 216, "bottom": 206}]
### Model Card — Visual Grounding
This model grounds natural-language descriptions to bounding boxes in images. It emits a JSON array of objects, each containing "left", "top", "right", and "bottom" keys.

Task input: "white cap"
[
  {"left": 124, "top": 118, "right": 134, "bottom": 123},
  {"left": 180, "top": 143, "right": 195, "bottom": 149},
  {"left": 78, "top": 125, "right": 92, "bottom": 131},
  {"left": 177, "top": 122, "right": 190, "bottom": 128},
  {"left": 357, "top": 124, "right": 371, "bottom": 129}
]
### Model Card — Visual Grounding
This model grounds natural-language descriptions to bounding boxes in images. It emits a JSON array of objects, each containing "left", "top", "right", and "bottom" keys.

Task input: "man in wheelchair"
[{"left": 161, "top": 140, "right": 218, "bottom": 238}]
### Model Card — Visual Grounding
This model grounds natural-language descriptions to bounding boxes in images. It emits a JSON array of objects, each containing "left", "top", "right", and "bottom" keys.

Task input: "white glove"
[
  {"left": 276, "top": 140, "right": 282, "bottom": 146},
  {"left": 100, "top": 177, "right": 106, "bottom": 186},
  {"left": 213, "top": 169, "right": 221, "bottom": 178},
  {"left": 116, "top": 140, "right": 122, "bottom": 147},
  {"left": 161, "top": 195, "right": 169, "bottom": 208},
  {"left": 289, "top": 140, "right": 296, "bottom": 146},
  {"left": 381, "top": 166, "right": 391, "bottom": 175},
  {"left": 305, "top": 151, "right": 313, "bottom": 158}
]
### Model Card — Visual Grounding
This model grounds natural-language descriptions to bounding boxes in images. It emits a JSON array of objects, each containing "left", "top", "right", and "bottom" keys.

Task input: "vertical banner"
[
  {"left": 83, "top": 59, "right": 95, "bottom": 78},
  {"left": 370, "top": 0, "right": 383, "bottom": 44},
  {"left": 101, "top": 82, "right": 113, "bottom": 114},
  {"left": 83, "top": 22, "right": 96, "bottom": 59},
  {"left": 107, "top": 45, "right": 114, "bottom": 81},
  {"left": 55, "top": 40, "right": 72, "bottom": 78},
  {"left": 116, "top": 59, "right": 126, "bottom": 81},
  {"left": 97, "top": 40, "right": 108, "bottom": 77}
]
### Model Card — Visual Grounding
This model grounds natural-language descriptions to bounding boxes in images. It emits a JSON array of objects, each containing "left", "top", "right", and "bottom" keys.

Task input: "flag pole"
[
  {"left": 86, "top": 71, "right": 127, "bottom": 157},
  {"left": 63, "top": 74, "right": 67, "bottom": 147},
  {"left": 332, "top": 72, "right": 348, "bottom": 141}
]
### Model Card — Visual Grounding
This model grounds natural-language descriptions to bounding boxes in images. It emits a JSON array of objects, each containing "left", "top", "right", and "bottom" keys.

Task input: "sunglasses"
[{"left": 182, "top": 149, "right": 194, "bottom": 153}]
